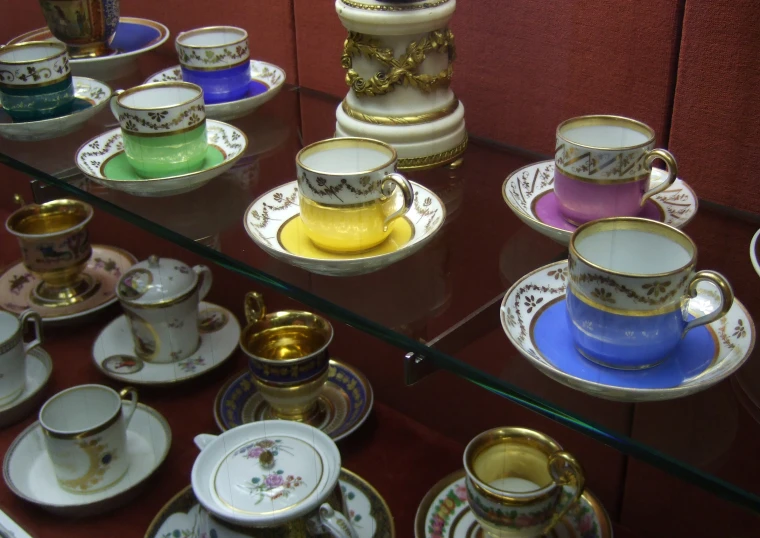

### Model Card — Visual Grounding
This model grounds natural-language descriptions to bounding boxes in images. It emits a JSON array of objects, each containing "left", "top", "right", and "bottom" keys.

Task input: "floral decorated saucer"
[
  {"left": 7, "top": 18, "right": 170, "bottom": 81},
  {"left": 750, "top": 229, "right": 760, "bottom": 278},
  {"left": 502, "top": 161, "right": 698, "bottom": 245},
  {"left": 214, "top": 360, "right": 373, "bottom": 441},
  {"left": 145, "top": 468, "right": 394, "bottom": 538},
  {"left": 500, "top": 260, "right": 755, "bottom": 402},
  {"left": 93, "top": 302, "right": 240, "bottom": 386},
  {"left": 0, "top": 77, "right": 111, "bottom": 142},
  {"left": 145, "top": 61, "right": 286, "bottom": 122},
  {"left": 0, "top": 245, "right": 136, "bottom": 325},
  {"left": 3, "top": 403, "right": 171, "bottom": 517},
  {"left": 243, "top": 181, "right": 446, "bottom": 276},
  {"left": 75, "top": 120, "right": 248, "bottom": 197},
  {"left": 0, "top": 347, "right": 52, "bottom": 428},
  {"left": 415, "top": 470, "right": 611, "bottom": 538}
]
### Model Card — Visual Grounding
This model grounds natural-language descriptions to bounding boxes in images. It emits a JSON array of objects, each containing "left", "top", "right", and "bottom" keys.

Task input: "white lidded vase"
[
  {"left": 192, "top": 421, "right": 358, "bottom": 537},
  {"left": 116, "top": 255, "right": 212, "bottom": 363}
]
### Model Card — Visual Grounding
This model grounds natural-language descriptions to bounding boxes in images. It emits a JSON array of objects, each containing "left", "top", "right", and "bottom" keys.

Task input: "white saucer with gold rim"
[
  {"left": 502, "top": 160, "right": 698, "bottom": 245},
  {"left": 92, "top": 302, "right": 240, "bottom": 386},
  {"left": 243, "top": 181, "right": 446, "bottom": 276},
  {"left": 0, "top": 347, "right": 52, "bottom": 428},
  {"left": 3, "top": 403, "right": 171, "bottom": 516},
  {"left": 75, "top": 120, "right": 248, "bottom": 197},
  {"left": 145, "top": 60, "right": 286, "bottom": 122}
]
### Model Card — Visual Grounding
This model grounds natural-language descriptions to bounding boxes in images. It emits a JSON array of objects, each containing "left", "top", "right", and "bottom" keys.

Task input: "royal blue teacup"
[
  {"left": 567, "top": 218, "right": 734, "bottom": 370},
  {"left": 175, "top": 26, "right": 250, "bottom": 104},
  {"left": 0, "top": 42, "right": 74, "bottom": 122}
]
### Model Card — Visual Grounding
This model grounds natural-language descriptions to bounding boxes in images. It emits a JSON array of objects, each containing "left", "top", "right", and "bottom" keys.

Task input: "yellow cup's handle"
[
  {"left": 380, "top": 173, "right": 414, "bottom": 232},
  {"left": 244, "top": 291, "right": 266, "bottom": 324},
  {"left": 542, "top": 451, "right": 586, "bottom": 535},
  {"left": 682, "top": 270, "right": 734, "bottom": 337},
  {"left": 641, "top": 148, "right": 678, "bottom": 205}
]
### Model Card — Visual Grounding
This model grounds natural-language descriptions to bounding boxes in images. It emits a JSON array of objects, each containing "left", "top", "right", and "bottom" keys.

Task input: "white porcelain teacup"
[
  {"left": 39, "top": 384, "right": 138, "bottom": 493},
  {"left": 0, "top": 310, "right": 42, "bottom": 406}
]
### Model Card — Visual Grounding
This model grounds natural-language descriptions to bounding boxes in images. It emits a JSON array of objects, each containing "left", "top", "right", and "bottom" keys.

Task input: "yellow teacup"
[{"left": 296, "top": 137, "right": 414, "bottom": 253}]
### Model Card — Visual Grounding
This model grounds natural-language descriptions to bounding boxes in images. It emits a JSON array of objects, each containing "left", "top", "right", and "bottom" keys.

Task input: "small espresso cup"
[
  {"left": 240, "top": 292, "right": 333, "bottom": 422},
  {"left": 6, "top": 198, "right": 96, "bottom": 307},
  {"left": 567, "top": 218, "right": 734, "bottom": 369},
  {"left": 110, "top": 82, "right": 208, "bottom": 178},
  {"left": 38, "top": 0, "right": 120, "bottom": 58},
  {"left": 0, "top": 310, "right": 42, "bottom": 406},
  {"left": 554, "top": 115, "right": 678, "bottom": 225},
  {"left": 296, "top": 137, "right": 414, "bottom": 253},
  {"left": 0, "top": 42, "right": 74, "bottom": 121},
  {"left": 464, "top": 427, "right": 585, "bottom": 538},
  {"left": 39, "top": 384, "right": 138, "bottom": 493},
  {"left": 176, "top": 26, "right": 250, "bottom": 104}
]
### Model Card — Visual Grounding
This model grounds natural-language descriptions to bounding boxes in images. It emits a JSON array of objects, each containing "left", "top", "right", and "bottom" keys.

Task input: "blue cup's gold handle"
[
  {"left": 543, "top": 451, "right": 585, "bottom": 535},
  {"left": 380, "top": 172, "right": 414, "bottom": 232},
  {"left": 682, "top": 271, "right": 734, "bottom": 337}
]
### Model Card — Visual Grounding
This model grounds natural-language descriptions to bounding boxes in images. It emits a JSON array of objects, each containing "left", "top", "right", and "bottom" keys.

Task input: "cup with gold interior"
[
  {"left": 240, "top": 291, "right": 333, "bottom": 424},
  {"left": 37, "top": 0, "right": 120, "bottom": 59},
  {"left": 464, "top": 427, "right": 586, "bottom": 538},
  {"left": 5, "top": 197, "right": 98, "bottom": 307},
  {"left": 296, "top": 137, "right": 414, "bottom": 253}
]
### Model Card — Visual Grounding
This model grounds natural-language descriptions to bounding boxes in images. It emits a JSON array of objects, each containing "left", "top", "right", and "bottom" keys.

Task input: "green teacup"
[{"left": 110, "top": 82, "right": 208, "bottom": 179}]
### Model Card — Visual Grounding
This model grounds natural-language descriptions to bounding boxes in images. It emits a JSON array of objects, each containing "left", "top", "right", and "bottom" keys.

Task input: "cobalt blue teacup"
[
  {"left": 175, "top": 26, "right": 250, "bottom": 104},
  {"left": 567, "top": 218, "right": 734, "bottom": 370}
]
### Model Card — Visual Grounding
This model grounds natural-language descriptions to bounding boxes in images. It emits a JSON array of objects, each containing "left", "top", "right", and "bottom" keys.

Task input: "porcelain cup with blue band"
[
  {"left": 0, "top": 42, "right": 74, "bottom": 122},
  {"left": 567, "top": 218, "right": 734, "bottom": 370},
  {"left": 110, "top": 81, "right": 208, "bottom": 178},
  {"left": 175, "top": 26, "right": 250, "bottom": 104}
]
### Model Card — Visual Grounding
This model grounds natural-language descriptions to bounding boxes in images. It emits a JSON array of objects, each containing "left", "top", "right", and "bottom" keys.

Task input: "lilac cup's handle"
[{"left": 641, "top": 149, "right": 678, "bottom": 205}]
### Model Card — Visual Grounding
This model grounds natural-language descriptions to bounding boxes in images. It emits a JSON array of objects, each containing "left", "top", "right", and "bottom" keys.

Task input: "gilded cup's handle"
[
  {"left": 19, "top": 310, "right": 43, "bottom": 354},
  {"left": 193, "top": 265, "right": 213, "bottom": 302},
  {"left": 109, "top": 89, "right": 124, "bottom": 121},
  {"left": 542, "top": 451, "right": 585, "bottom": 535},
  {"left": 380, "top": 172, "right": 414, "bottom": 232},
  {"left": 119, "top": 387, "right": 139, "bottom": 427},
  {"left": 641, "top": 148, "right": 678, "bottom": 205},
  {"left": 319, "top": 503, "right": 359, "bottom": 538},
  {"left": 682, "top": 270, "right": 734, "bottom": 337},
  {"left": 244, "top": 291, "right": 266, "bottom": 324}
]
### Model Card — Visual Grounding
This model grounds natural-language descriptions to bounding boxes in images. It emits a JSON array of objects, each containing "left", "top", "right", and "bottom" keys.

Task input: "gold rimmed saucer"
[
  {"left": 214, "top": 359, "right": 373, "bottom": 441},
  {"left": 0, "top": 245, "right": 136, "bottom": 325},
  {"left": 243, "top": 181, "right": 445, "bottom": 276}
]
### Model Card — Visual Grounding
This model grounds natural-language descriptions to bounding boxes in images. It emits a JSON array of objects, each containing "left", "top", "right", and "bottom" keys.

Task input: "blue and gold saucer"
[
  {"left": 214, "top": 359, "right": 373, "bottom": 441},
  {"left": 145, "top": 60, "right": 286, "bottom": 121},
  {"left": 7, "top": 18, "right": 170, "bottom": 81},
  {"left": 500, "top": 260, "right": 755, "bottom": 402}
]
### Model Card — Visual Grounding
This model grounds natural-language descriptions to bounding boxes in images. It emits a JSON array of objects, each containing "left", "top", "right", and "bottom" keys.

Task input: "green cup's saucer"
[{"left": 75, "top": 119, "right": 248, "bottom": 197}]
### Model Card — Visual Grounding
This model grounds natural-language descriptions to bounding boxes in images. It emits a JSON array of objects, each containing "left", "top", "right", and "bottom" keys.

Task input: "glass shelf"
[{"left": 2, "top": 64, "right": 760, "bottom": 516}]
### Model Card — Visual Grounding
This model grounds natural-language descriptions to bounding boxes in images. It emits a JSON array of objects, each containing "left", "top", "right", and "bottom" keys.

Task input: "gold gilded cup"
[
  {"left": 5, "top": 197, "right": 99, "bottom": 307},
  {"left": 240, "top": 292, "right": 333, "bottom": 424},
  {"left": 38, "top": 0, "right": 121, "bottom": 58},
  {"left": 464, "top": 427, "right": 585, "bottom": 538}
]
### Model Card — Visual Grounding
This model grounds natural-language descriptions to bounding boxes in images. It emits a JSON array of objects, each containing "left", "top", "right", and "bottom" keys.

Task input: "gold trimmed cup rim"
[
  {"left": 463, "top": 427, "right": 561, "bottom": 499},
  {"left": 176, "top": 26, "right": 249, "bottom": 48},
  {"left": 39, "top": 384, "right": 123, "bottom": 439},
  {"left": 556, "top": 114, "right": 656, "bottom": 151},
  {"left": 115, "top": 81, "right": 204, "bottom": 112},
  {"left": 5, "top": 199, "right": 93, "bottom": 239},
  {"left": 296, "top": 137, "right": 397, "bottom": 176},
  {"left": 569, "top": 217, "right": 697, "bottom": 278},
  {"left": 0, "top": 41, "right": 68, "bottom": 65},
  {"left": 240, "top": 310, "right": 334, "bottom": 365}
]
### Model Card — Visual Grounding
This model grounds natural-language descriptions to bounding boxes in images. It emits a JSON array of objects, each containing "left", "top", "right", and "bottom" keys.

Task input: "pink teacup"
[{"left": 554, "top": 115, "right": 678, "bottom": 225}]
